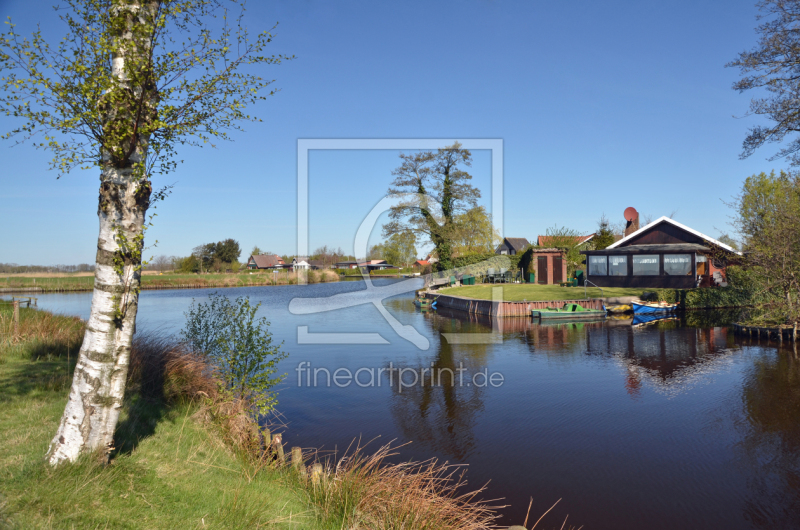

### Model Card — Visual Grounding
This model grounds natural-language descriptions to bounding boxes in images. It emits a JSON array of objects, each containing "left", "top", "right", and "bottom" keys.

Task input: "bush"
[
  {"left": 180, "top": 294, "right": 288, "bottom": 416},
  {"left": 646, "top": 266, "right": 778, "bottom": 309}
]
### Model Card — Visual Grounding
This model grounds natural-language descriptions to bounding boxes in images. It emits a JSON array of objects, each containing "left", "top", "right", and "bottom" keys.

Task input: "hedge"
[{"left": 643, "top": 267, "right": 776, "bottom": 309}]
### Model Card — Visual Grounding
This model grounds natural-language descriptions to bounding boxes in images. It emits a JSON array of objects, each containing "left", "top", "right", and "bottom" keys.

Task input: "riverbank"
[
  {"left": 440, "top": 284, "right": 645, "bottom": 301},
  {"left": 0, "top": 270, "right": 340, "bottom": 293},
  {"left": 0, "top": 305, "right": 503, "bottom": 529}
]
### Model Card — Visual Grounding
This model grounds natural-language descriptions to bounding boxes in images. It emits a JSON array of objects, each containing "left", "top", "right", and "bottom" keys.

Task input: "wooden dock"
[
  {"left": 733, "top": 322, "right": 798, "bottom": 343},
  {"left": 427, "top": 293, "right": 605, "bottom": 318}
]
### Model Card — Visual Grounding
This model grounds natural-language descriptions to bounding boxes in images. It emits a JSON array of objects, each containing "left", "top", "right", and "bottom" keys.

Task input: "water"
[{"left": 25, "top": 281, "right": 800, "bottom": 529}]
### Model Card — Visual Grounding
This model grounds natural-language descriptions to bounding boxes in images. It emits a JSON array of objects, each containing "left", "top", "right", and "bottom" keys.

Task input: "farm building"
[
  {"left": 580, "top": 216, "right": 740, "bottom": 288},
  {"left": 246, "top": 254, "right": 286, "bottom": 270}
]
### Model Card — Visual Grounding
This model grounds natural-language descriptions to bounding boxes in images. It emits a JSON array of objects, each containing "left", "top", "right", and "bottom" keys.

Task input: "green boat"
[{"left": 531, "top": 303, "right": 607, "bottom": 320}]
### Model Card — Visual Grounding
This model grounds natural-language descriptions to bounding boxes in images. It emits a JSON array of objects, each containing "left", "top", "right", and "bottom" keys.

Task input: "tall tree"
[
  {"left": 1, "top": 0, "right": 288, "bottom": 464},
  {"left": 732, "top": 171, "right": 800, "bottom": 327},
  {"left": 215, "top": 238, "right": 241, "bottom": 263},
  {"left": 593, "top": 214, "right": 615, "bottom": 250},
  {"left": 384, "top": 142, "right": 480, "bottom": 271},
  {"left": 728, "top": 0, "right": 800, "bottom": 165}
]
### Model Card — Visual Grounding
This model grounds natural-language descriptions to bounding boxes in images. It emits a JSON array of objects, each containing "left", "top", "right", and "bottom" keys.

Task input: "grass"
[
  {"left": 0, "top": 270, "right": 340, "bottom": 292},
  {"left": 440, "top": 283, "right": 650, "bottom": 301},
  {"left": 0, "top": 306, "right": 509, "bottom": 529}
]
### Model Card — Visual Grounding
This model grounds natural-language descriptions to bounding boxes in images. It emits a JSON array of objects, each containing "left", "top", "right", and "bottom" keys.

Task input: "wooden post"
[
  {"left": 291, "top": 446, "right": 305, "bottom": 475},
  {"left": 311, "top": 463, "right": 323, "bottom": 486},
  {"left": 272, "top": 434, "right": 284, "bottom": 465},
  {"left": 12, "top": 300, "right": 19, "bottom": 338},
  {"left": 262, "top": 427, "right": 271, "bottom": 454}
]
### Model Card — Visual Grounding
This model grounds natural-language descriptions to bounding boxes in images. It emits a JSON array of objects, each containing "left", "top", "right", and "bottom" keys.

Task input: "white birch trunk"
[{"left": 47, "top": 0, "right": 156, "bottom": 465}]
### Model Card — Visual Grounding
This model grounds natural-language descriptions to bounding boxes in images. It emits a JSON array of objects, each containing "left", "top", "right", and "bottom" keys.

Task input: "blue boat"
[
  {"left": 631, "top": 300, "right": 679, "bottom": 315},
  {"left": 632, "top": 313, "right": 679, "bottom": 327}
]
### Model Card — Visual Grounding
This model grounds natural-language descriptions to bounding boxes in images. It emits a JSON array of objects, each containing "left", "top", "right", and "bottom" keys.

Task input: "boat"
[
  {"left": 631, "top": 299, "right": 679, "bottom": 315},
  {"left": 632, "top": 313, "right": 680, "bottom": 327},
  {"left": 531, "top": 303, "right": 606, "bottom": 320},
  {"left": 414, "top": 297, "right": 437, "bottom": 309}
]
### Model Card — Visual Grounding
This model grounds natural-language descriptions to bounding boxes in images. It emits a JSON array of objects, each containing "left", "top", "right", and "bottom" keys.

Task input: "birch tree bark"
[{"left": 47, "top": 0, "right": 158, "bottom": 465}]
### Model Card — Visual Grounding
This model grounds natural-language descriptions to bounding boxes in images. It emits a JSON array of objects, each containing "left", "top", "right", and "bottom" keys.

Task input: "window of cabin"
[
  {"left": 609, "top": 256, "right": 627, "bottom": 276},
  {"left": 588, "top": 256, "right": 607, "bottom": 276},
  {"left": 633, "top": 255, "right": 659, "bottom": 275},
  {"left": 664, "top": 254, "right": 691, "bottom": 275},
  {"left": 696, "top": 255, "right": 708, "bottom": 275}
]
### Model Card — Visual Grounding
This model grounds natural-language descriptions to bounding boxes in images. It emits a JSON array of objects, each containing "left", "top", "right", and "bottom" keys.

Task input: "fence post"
[
  {"left": 291, "top": 446, "right": 305, "bottom": 475},
  {"left": 12, "top": 300, "right": 20, "bottom": 338}
]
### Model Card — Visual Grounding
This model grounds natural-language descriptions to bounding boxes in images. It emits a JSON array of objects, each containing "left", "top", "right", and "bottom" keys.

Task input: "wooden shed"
[{"left": 529, "top": 248, "right": 568, "bottom": 285}]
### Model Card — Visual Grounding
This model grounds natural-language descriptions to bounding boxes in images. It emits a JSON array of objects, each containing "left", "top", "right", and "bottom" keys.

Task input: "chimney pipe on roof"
[{"left": 623, "top": 207, "right": 639, "bottom": 237}]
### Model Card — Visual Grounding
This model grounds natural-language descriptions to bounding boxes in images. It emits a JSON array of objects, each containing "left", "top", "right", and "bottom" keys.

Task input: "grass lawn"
[
  {"left": 0, "top": 306, "right": 327, "bottom": 529},
  {"left": 439, "top": 284, "right": 648, "bottom": 301}
]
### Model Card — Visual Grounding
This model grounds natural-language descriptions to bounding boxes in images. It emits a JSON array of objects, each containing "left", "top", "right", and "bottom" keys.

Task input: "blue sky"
[{"left": 0, "top": 0, "right": 778, "bottom": 264}]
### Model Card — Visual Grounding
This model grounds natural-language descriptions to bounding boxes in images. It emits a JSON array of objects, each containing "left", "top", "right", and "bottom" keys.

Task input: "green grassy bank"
[
  {"left": 0, "top": 306, "right": 503, "bottom": 529},
  {"left": 1, "top": 270, "right": 340, "bottom": 293},
  {"left": 440, "top": 284, "right": 646, "bottom": 301}
]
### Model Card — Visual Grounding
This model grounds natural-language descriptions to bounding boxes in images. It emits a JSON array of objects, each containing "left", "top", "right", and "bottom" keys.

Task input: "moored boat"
[
  {"left": 631, "top": 300, "right": 679, "bottom": 315},
  {"left": 531, "top": 303, "right": 606, "bottom": 320}
]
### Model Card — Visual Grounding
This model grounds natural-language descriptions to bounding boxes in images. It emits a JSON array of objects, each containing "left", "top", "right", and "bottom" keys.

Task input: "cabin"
[
  {"left": 495, "top": 237, "right": 530, "bottom": 255},
  {"left": 413, "top": 260, "right": 430, "bottom": 270},
  {"left": 246, "top": 254, "right": 286, "bottom": 270},
  {"left": 292, "top": 257, "right": 322, "bottom": 271},
  {"left": 580, "top": 216, "right": 740, "bottom": 288},
  {"left": 528, "top": 248, "right": 568, "bottom": 284}
]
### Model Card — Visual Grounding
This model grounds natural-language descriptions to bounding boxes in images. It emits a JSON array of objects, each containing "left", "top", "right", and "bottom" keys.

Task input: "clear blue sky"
[{"left": 0, "top": 0, "right": 778, "bottom": 264}]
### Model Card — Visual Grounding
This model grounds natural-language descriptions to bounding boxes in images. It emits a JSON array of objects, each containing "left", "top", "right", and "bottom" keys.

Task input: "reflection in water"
[
  {"left": 383, "top": 304, "right": 492, "bottom": 460},
  {"left": 738, "top": 345, "right": 800, "bottom": 529}
]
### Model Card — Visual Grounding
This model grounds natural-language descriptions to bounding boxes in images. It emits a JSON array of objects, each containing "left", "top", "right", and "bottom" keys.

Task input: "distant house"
[
  {"left": 246, "top": 254, "right": 285, "bottom": 270},
  {"left": 536, "top": 234, "right": 594, "bottom": 247},
  {"left": 292, "top": 257, "right": 323, "bottom": 271},
  {"left": 333, "top": 259, "right": 399, "bottom": 272},
  {"left": 495, "top": 237, "right": 530, "bottom": 256},
  {"left": 413, "top": 260, "right": 430, "bottom": 269},
  {"left": 580, "top": 217, "right": 741, "bottom": 288}
]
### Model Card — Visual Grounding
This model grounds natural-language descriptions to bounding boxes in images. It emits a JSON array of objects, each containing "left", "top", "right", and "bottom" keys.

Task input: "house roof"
[
  {"left": 415, "top": 260, "right": 430, "bottom": 266},
  {"left": 499, "top": 237, "right": 530, "bottom": 252},
  {"left": 293, "top": 256, "right": 310, "bottom": 263},
  {"left": 606, "top": 216, "right": 741, "bottom": 254},
  {"left": 582, "top": 243, "right": 712, "bottom": 255},
  {"left": 309, "top": 260, "right": 324, "bottom": 267},
  {"left": 249, "top": 254, "right": 284, "bottom": 268},
  {"left": 536, "top": 234, "right": 594, "bottom": 247}
]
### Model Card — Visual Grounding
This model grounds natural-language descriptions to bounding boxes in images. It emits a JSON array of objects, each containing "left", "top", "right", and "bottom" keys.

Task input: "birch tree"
[{"left": 0, "top": 0, "right": 288, "bottom": 465}]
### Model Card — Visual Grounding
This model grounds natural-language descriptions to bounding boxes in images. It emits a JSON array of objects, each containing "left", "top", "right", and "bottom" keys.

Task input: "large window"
[
  {"left": 588, "top": 256, "right": 607, "bottom": 276},
  {"left": 633, "top": 255, "right": 659, "bottom": 275},
  {"left": 608, "top": 256, "right": 627, "bottom": 276},
  {"left": 664, "top": 254, "right": 691, "bottom": 275}
]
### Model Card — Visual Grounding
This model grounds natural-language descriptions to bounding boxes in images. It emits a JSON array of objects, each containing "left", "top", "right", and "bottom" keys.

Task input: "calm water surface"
[{"left": 28, "top": 280, "right": 800, "bottom": 529}]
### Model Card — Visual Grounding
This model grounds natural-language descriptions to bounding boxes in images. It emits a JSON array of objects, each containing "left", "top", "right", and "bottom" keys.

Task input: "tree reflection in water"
[{"left": 737, "top": 343, "right": 800, "bottom": 529}]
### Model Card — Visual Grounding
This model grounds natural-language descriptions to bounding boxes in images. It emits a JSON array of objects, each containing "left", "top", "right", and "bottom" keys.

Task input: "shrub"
[{"left": 180, "top": 294, "right": 288, "bottom": 416}]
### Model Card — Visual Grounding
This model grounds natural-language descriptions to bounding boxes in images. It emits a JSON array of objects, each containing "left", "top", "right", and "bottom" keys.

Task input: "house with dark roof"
[
  {"left": 495, "top": 237, "right": 530, "bottom": 256},
  {"left": 580, "top": 217, "right": 741, "bottom": 288},
  {"left": 246, "top": 254, "right": 286, "bottom": 270}
]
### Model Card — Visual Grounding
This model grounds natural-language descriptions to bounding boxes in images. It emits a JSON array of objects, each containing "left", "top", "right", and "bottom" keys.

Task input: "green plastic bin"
[
  {"left": 574, "top": 270, "right": 585, "bottom": 286},
  {"left": 528, "top": 272, "right": 535, "bottom": 283}
]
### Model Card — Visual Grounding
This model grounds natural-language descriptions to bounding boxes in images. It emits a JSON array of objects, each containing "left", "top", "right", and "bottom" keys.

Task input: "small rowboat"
[
  {"left": 531, "top": 303, "right": 606, "bottom": 320},
  {"left": 631, "top": 300, "right": 679, "bottom": 315}
]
